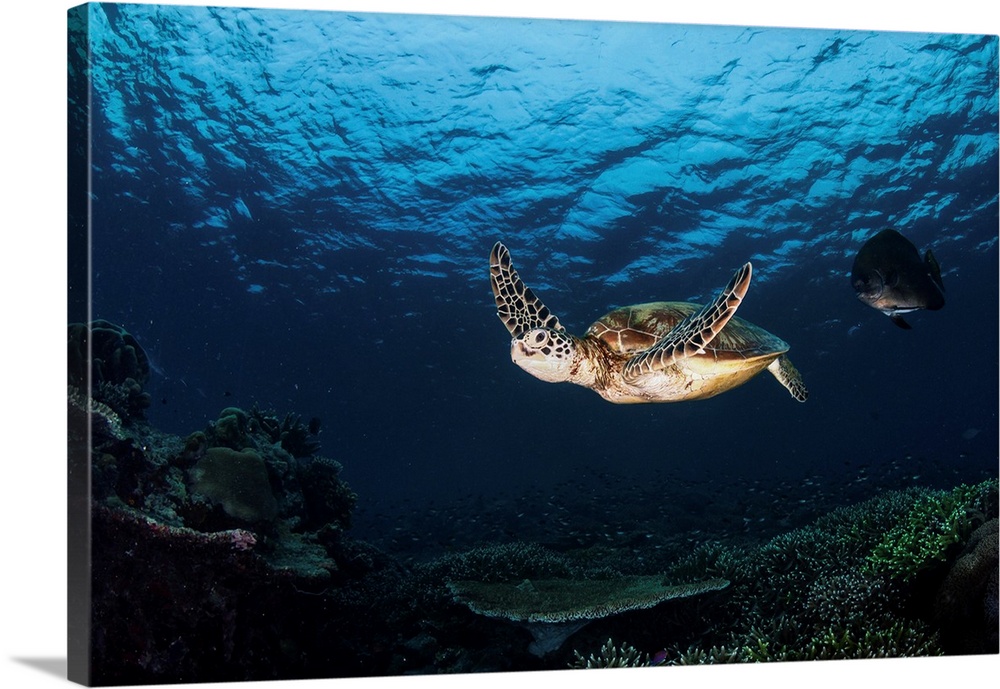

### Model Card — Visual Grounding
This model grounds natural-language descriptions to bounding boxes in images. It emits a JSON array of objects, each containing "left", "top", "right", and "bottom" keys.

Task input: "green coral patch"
[{"left": 866, "top": 480, "right": 997, "bottom": 580}]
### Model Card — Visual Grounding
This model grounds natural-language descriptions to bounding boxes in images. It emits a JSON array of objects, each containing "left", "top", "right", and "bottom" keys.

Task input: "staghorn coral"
[
  {"left": 569, "top": 638, "right": 648, "bottom": 669},
  {"left": 668, "top": 644, "right": 743, "bottom": 665},
  {"left": 666, "top": 607, "right": 942, "bottom": 664},
  {"left": 866, "top": 480, "right": 998, "bottom": 581},
  {"left": 660, "top": 483, "right": 984, "bottom": 664},
  {"left": 423, "top": 541, "right": 574, "bottom": 584},
  {"left": 729, "top": 618, "right": 942, "bottom": 662}
]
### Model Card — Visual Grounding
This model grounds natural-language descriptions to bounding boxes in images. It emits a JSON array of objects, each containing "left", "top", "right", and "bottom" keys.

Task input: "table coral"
[{"left": 448, "top": 575, "right": 728, "bottom": 656}]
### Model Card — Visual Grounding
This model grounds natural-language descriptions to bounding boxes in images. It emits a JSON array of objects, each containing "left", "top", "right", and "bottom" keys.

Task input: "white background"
[{"left": 1, "top": 1, "right": 997, "bottom": 688}]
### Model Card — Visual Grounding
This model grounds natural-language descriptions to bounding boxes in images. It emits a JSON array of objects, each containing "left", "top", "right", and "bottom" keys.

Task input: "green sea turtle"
[{"left": 489, "top": 242, "right": 807, "bottom": 404}]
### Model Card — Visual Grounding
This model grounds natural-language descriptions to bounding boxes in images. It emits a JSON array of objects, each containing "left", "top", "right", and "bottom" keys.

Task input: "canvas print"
[{"left": 67, "top": 2, "right": 998, "bottom": 685}]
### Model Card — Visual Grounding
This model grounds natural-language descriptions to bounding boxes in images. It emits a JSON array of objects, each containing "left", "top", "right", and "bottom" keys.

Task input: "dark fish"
[{"left": 850, "top": 229, "right": 945, "bottom": 329}]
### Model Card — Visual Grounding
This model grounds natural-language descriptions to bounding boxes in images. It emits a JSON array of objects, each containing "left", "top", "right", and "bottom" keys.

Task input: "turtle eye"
[{"left": 532, "top": 330, "right": 548, "bottom": 345}]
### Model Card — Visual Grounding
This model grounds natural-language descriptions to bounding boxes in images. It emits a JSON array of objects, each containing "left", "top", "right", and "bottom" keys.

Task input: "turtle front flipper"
[
  {"left": 490, "top": 242, "right": 564, "bottom": 336},
  {"left": 623, "top": 262, "right": 752, "bottom": 381},
  {"left": 767, "top": 355, "right": 808, "bottom": 402}
]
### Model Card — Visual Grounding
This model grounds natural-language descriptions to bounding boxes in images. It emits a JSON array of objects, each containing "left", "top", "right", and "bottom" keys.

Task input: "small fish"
[{"left": 850, "top": 229, "right": 945, "bottom": 329}]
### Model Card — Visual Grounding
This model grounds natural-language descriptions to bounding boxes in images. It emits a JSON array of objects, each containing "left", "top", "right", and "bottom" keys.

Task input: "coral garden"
[{"left": 69, "top": 321, "right": 999, "bottom": 683}]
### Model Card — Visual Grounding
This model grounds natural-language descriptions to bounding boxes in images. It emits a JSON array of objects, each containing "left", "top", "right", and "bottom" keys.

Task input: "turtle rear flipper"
[
  {"left": 623, "top": 263, "right": 752, "bottom": 381},
  {"left": 767, "top": 355, "right": 808, "bottom": 402},
  {"left": 490, "top": 242, "right": 564, "bottom": 337}
]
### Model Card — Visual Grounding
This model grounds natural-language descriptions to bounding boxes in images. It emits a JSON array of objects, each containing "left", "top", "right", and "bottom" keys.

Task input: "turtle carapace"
[{"left": 489, "top": 242, "right": 807, "bottom": 404}]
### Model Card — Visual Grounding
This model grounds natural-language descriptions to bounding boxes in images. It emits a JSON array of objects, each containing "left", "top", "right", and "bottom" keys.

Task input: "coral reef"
[
  {"left": 71, "top": 325, "right": 377, "bottom": 682},
  {"left": 654, "top": 480, "right": 998, "bottom": 665},
  {"left": 90, "top": 502, "right": 409, "bottom": 684},
  {"left": 73, "top": 322, "right": 999, "bottom": 682},
  {"left": 68, "top": 320, "right": 152, "bottom": 421}
]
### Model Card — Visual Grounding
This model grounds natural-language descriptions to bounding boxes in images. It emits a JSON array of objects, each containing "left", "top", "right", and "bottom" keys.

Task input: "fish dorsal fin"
[
  {"left": 924, "top": 249, "right": 945, "bottom": 293},
  {"left": 624, "top": 263, "right": 752, "bottom": 381},
  {"left": 490, "top": 242, "right": 564, "bottom": 337}
]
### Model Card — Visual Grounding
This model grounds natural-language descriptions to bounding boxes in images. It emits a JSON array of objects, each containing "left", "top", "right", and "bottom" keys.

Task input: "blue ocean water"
[{"left": 79, "top": 4, "right": 997, "bottom": 548}]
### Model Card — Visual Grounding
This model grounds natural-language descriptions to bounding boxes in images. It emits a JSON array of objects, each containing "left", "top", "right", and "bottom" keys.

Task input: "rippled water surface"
[{"left": 75, "top": 3, "right": 997, "bottom": 525}]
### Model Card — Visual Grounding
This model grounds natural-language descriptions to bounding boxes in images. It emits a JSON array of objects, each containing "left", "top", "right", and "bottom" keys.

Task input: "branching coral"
[
  {"left": 248, "top": 404, "right": 321, "bottom": 458},
  {"left": 866, "top": 480, "right": 998, "bottom": 581},
  {"left": 569, "top": 638, "right": 649, "bottom": 669},
  {"left": 423, "top": 542, "right": 574, "bottom": 584},
  {"left": 298, "top": 456, "right": 357, "bottom": 530},
  {"left": 660, "top": 483, "right": 988, "bottom": 664},
  {"left": 206, "top": 405, "right": 323, "bottom": 459},
  {"left": 735, "top": 619, "right": 942, "bottom": 662}
]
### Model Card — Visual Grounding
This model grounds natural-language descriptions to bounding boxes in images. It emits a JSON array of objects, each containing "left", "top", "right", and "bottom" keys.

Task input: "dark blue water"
[{"left": 80, "top": 3, "right": 997, "bottom": 549}]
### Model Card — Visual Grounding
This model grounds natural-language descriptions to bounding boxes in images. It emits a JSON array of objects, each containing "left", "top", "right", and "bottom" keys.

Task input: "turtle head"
[{"left": 510, "top": 327, "right": 577, "bottom": 383}]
